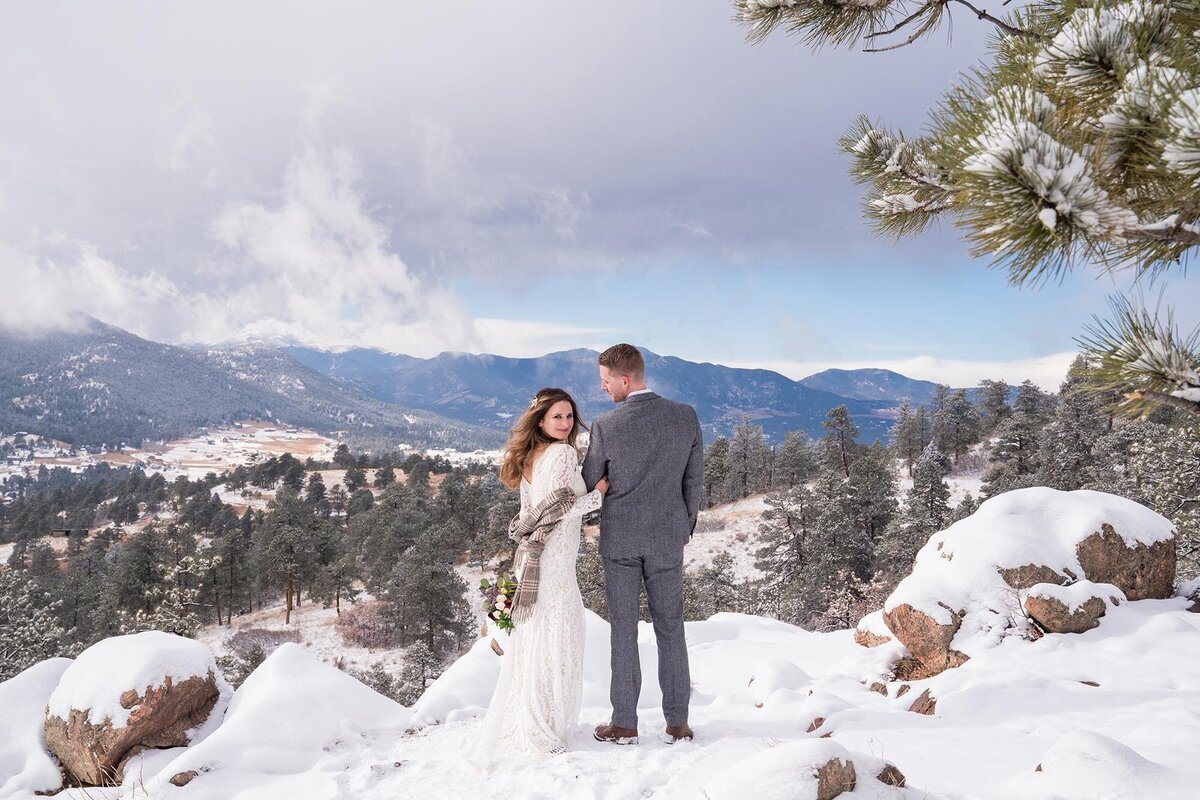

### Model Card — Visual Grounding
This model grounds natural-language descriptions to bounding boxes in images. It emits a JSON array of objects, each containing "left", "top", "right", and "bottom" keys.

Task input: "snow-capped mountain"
[
  {"left": 0, "top": 320, "right": 499, "bottom": 449},
  {"left": 799, "top": 367, "right": 961, "bottom": 405},
  {"left": 285, "top": 346, "right": 896, "bottom": 442}
]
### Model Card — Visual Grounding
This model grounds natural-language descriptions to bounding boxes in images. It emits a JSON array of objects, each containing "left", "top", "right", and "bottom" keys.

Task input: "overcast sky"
[{"left": 2, "top": 1, "right": 1195, "bottom": 389}]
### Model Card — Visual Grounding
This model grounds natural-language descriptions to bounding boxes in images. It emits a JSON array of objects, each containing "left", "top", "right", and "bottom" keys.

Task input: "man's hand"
[{"left": 596, "top": 477, "right": 610, "bottom": 495}]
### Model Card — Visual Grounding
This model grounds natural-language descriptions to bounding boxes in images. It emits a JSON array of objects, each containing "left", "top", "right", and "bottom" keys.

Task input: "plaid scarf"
[{"left": 507, "top": 486, "right": 576, "bottom": 624}]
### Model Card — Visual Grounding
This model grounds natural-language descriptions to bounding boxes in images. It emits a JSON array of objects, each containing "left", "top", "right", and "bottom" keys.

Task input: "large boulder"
[
  {"left": 1023, "top": 581, "right": 1125, "bottom": 634},
  {"left": 878, "top": 488, "right": 1175, "bottom": 679},
  {"left": 44, "top": 631, "right": 228, "bottom": 786}
]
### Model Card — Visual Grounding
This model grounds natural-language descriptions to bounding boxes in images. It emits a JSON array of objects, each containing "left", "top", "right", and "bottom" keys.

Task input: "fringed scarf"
[{"left": 507, "top": 486, "right": 576, "bottom": 624}]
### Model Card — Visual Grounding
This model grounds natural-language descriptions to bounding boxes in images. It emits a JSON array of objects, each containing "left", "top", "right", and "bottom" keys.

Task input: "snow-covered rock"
[
  {"left": 0, "top": 658, "right": 72, "bottom": 798},
  {"left": 1023, "top": 580, "right": 1125, "bottom": 634},
  {"left": 882, "top": 488, "right": 1175, "bottom": 678},
  {"left": 703, "top": 739, "right": 913, "bottom": 800},
  {"left": 44, "top": 632, "right": 228, "bottom": 786},
  {"left": 852, "top": 609, "right": 891, "bottom": 648}
]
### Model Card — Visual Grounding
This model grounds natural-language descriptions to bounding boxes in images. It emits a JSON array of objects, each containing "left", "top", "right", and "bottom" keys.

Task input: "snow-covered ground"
[
  {"left": 689, "top": 495, "right": 769, "bottom": 578},
  {"left": 196, "top": 593, "right": 414, "bottom": 677},
  {"left": 5, "top": 597, "right": 1200, "bottom": 800}
]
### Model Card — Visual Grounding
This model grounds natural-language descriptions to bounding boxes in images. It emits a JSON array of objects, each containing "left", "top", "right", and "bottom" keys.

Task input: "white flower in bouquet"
[{"left": 492, "top": 610, "right": 503, "bottom": 619}]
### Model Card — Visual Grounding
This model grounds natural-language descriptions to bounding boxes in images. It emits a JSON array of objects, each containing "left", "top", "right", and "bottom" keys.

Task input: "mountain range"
[
  {"left": 283, "top": 346, "right": 898, "bottom": 443},
  {"left": 1, "top": 319, "right": 981, "bottom": 450}
]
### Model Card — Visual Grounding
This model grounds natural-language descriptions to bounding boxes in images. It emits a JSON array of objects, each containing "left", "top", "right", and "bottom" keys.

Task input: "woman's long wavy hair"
[{"left": 499, "top": 387, "right": 586, "bottom": 490}]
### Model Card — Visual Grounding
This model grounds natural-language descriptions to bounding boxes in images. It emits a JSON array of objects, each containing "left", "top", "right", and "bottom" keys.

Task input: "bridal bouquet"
[{"left": 479, "top": 574, "right": 519, "bottom": 632}]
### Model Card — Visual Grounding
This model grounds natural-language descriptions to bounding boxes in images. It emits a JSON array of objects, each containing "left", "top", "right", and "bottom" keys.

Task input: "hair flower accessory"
[{"left": 529, "top": 395, "right": 541, "bottom": 409}]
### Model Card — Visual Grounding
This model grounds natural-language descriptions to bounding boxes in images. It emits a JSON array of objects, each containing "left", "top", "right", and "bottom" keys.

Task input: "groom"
[{"left": 582, "top": 343, "right": 703, "bottom": 745}]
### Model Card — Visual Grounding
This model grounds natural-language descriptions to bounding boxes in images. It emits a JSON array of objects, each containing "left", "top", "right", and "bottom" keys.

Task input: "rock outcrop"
[
  {"left": 43, "top": 632, "right": 226, "bottom": 786},
  {"left": 859, "top": 489, "right": 1176, "bottom": 679}
]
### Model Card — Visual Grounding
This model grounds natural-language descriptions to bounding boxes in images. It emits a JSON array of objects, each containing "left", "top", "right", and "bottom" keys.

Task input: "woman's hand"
[{"left": 596, "top": 477, "right": 610, "bottom": 495}]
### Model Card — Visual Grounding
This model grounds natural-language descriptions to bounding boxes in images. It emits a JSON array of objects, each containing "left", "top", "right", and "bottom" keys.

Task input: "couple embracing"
[{"left": 477, "top": 343, "right": 704, "bottom": 764}]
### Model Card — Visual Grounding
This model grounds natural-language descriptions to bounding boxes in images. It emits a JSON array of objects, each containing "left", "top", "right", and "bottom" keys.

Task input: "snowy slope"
[{"left": 5, "top": 596, "right": 1200, "bottom": 800}]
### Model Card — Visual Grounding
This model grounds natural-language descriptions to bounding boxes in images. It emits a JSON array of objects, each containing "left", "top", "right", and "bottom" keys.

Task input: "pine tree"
[
  {"left": 878, "top": 443, "right": 951, "bottom": 575},
  {"left": 822, "top": 405, "right": 860, "bottom": 478},
  {"left": 305, "top": 472, "right": 330, "bottom": 516},
  {"left": 754, "top": 483, "right": 820, "bottom": 623},
  {"left": 1130, "top": 425, "right": 1200, "bottom": 578},
  {"left": 774, "top": 430, "right": 818, "bottom": 488},
  {"left": 344, "top": 466, "right": 368, "bottom": 494},
  {"left": 890, "top": 398, "right": 923, "bottom": 477},
  {"left": 374, "top": 465, "right": 396, "bottom": 489},
  {"left": 397, "top": 641, "right": 444, "bottom": 706},
  {"left": 0, "top": 569, "right": 72, "bottom": 681},
  {"left": 704, "top": 437, "right": 731, "bottom": 505},
  {"left": 810, "top": 467, "right": 873, "bottom": 583},
  {"left": 723, "top": 421, "right": 771, "bottom": 500},
  {"left": 1038, "top": 356, "right": 1111, "bottom": 490},
  {"left": 938, "top": 390, "right": 982, "bottom": 465},
  {"left": 684, "top": 552, "right": 741, "bottom": 619},
  {"left": 380, "top": 523, "right": 474, "bottom": 659},
  {"left": 984, "top": 380, "right": 1054, "bottom": 496},
  {"left": 251, "top": 489, "right": 325, "bottom": 624},
  {"left": 977, "top": 379, "right": 1013, "bottom": 434},
  {"left": 951, "top": 492, "right": 981, "bottom": 523},
  {"left": 846, "top": 441, "right": 898, "bottom": 553}
]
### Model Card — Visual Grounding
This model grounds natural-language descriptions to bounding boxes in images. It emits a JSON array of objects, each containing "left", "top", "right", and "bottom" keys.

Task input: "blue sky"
[{"left": 2, "top": 1, "right": 1196, "bottom": 390}]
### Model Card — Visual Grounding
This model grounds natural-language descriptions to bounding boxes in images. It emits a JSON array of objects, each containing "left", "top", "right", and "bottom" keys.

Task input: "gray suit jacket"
[{"left": 581, "top": 392, "right": 704, "bottom": 559}]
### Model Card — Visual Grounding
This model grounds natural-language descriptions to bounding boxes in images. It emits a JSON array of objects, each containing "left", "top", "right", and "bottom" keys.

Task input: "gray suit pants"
[{"left": 603, "top": 552, "right": 691, "bottom": 728}]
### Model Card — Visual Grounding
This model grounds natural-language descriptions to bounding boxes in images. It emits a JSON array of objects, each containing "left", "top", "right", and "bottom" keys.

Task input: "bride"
[{"left": 476, "top": 387, "right": 608, "bottom": 763}]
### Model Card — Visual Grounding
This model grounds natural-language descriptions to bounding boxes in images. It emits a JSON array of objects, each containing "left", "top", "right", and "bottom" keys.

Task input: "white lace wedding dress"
[{"left": 476, "top": 442, "right": 602, "bottom": 765}]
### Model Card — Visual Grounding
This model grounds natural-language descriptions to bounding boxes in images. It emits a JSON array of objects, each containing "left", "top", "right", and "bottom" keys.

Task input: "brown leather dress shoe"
[
  {"left": 593, "top": 723, "right": 639, "bottom": 745},
  {"left": 664, "top": 724, "right": 694, "bottom": 744}
]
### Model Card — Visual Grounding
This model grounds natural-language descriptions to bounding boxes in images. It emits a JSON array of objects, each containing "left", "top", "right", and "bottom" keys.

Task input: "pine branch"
[
  {"left": 1125, "top": 389, "right": 1200, "bottom": 417},
  {"left": 865, "top": 2, "right": 935, "bottom": 39},
  {"left": 1077, "top": 294, "right": 1200, "bottom": 419},
  {"left": 864, "top": 10, "right": 943, "bottom": 52},
  {"left": 946, "top": 0, "right": 1043, "bottom": 40},
  {"left": 1127, "top": 218, "right": 1200, "bottom": 248}
]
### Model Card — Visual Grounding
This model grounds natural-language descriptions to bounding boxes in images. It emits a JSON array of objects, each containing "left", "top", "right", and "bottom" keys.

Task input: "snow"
[
  {"left": 1002, "top": 730, "right": 1187, "bottom": 799},
  {"left": 687, "top": 495, "right": 768, "bottom": 578},
  {"left": 1026, "top": 579, "right": 1126, "bottom": 612},
  {"left": 47, "top": 631, "right": 227, "bottom": 729},
  {"left": 1037, "top": 206, "right": 1058, "bottom": 230},
  {"left": 148, "top": 644, "right": 410, "bottom": 798},
  {"left": 0, "top": 659, "right": 72, "bottom": 797},
  {"left": 886, "top": 488, "right": 1174, "bottom": 642},
  {"left": 5, "top": 597, "right": 1200, "bottom": 798}
]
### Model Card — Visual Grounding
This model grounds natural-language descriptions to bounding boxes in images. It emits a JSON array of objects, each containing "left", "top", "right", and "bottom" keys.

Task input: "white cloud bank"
[{"left": 729, "top": 352, "right": 1079, "bottom": 391}]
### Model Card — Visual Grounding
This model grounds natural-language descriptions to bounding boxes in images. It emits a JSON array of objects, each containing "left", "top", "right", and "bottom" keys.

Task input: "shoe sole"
[
  {"left": 664, "top": 735, "right": 693, "bottom": 745},
  {"left": 594, "top": 734, "right": 639, "bottom": 745}
]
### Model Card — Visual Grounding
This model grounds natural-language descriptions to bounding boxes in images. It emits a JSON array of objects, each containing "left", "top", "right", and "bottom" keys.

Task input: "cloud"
[
  {"left": 728, "top": 352, "right": 1079, "bottom": 391},
  {"left": 0, "top": 239, "right": 182, "bottom": 336},
  {"left": 472, "top": 318, "right": 622, "bottom": 358},
  {"left": 2, "top": 142, "right": 482, "bottom": 357},
  {"left": 153, "top": 99, "right": 216, "bottom": 173}
]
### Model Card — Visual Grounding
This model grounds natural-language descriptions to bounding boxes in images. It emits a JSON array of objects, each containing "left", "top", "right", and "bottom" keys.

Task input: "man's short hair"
[{"left": 598, "top": 343, "right": 645, "bottom": 377}]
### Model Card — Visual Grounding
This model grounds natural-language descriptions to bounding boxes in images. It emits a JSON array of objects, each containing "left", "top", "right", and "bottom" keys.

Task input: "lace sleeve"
[{"left": 547, "top": 443, "right": 602, "bottom": 517}]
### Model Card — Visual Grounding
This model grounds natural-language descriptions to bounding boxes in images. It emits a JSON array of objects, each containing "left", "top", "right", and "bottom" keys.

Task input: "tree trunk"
[{"left": 286, "top": 575, "right": 294, "bottom": 625}]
